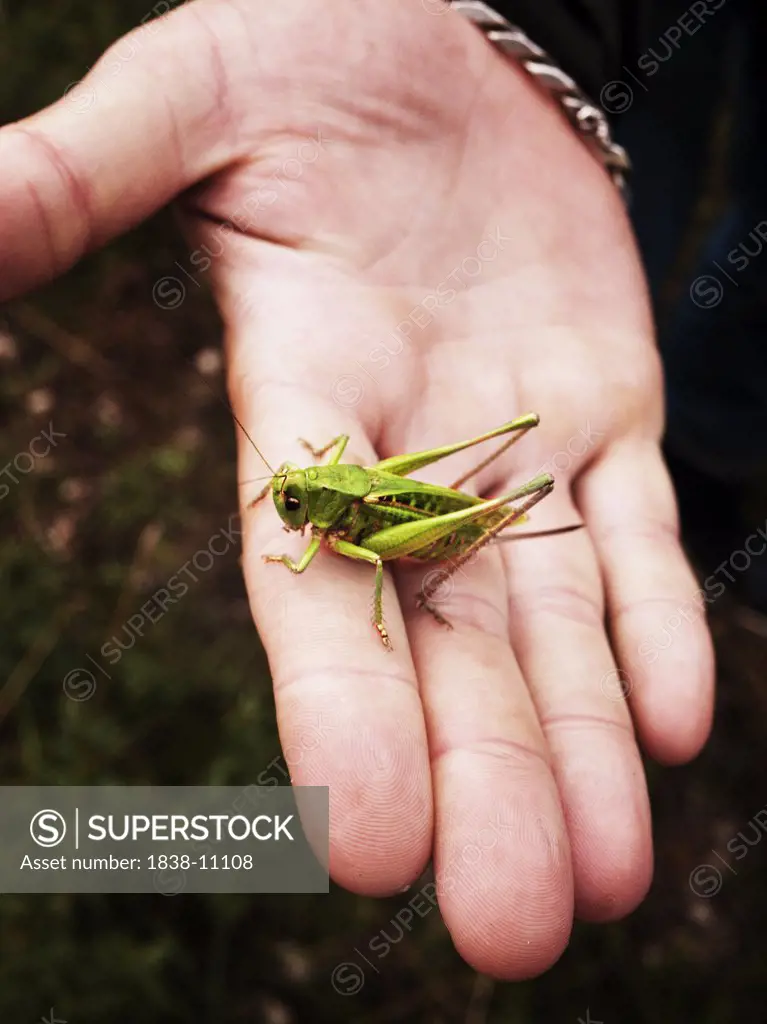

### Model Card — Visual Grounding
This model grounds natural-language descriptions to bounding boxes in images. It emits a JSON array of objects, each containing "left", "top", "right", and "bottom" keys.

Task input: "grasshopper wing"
[{"left": 363, "top": 471, "right": 528, "bottom": 528}]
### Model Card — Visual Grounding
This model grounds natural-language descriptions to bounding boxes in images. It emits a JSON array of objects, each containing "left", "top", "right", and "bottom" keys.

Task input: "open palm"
[{"left": 1, "top": 0, "right": 714, "bottom": 977}]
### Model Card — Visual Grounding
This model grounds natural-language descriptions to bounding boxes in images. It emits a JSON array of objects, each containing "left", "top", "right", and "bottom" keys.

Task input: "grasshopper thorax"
[{"left": 272, "top": 463, "right": 309, "bottom": 530}]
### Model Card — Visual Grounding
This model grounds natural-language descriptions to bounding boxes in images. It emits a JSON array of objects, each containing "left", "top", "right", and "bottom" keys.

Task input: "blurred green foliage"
[{"left": 2, "top": 2, "right": 767, "bottom": 1022}]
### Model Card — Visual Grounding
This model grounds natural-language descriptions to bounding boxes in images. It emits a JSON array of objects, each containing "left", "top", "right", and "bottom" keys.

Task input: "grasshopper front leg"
[
  {"left": 298, "top": 434, "right": 349, "bottom": 465},
  {"left": 247, "top": 460, "right": 292, "bottom": 509},
  {"left": 248, "top": 479, "right": 274, "bottom": 508},
  {"left": 325, "top": 536, "right": 392, "bottom": 650},
  {"left": 263, "top": 533, "right": 322, "bottom": 572}
]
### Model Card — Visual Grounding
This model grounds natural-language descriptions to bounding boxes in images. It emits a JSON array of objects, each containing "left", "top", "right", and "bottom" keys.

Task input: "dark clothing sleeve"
[{"left": 489, "top": 0, "right": 650, "bottom": 103}]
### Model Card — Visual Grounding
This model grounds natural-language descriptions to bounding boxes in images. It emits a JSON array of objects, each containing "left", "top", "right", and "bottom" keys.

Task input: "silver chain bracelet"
[{"left": 450, "top": 0, "right": 631, "bottom": 199}]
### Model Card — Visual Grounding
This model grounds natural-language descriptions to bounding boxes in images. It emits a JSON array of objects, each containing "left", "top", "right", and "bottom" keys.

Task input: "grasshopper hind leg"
[
  {"left": 415, "top": 478, "right": 555, "bottom": 624},
  {"left": 417, "top": 593, "right": 455, "bottom": 630},
  {"left": 412, "top": 565, "right": 456, "bottom": 629}
]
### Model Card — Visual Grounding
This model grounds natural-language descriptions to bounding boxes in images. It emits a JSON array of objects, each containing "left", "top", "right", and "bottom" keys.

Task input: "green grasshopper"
[{"left": 246, "top": 414, "right": 565, "bottom": 649}]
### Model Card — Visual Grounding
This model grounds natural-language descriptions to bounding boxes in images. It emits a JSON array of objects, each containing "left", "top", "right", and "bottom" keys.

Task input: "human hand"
[{"left": 0, "top": 0, "right": 714, "bottom": 978}]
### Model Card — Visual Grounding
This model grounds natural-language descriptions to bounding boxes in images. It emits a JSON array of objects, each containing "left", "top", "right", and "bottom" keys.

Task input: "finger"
[
  {"left": 502, "top": 487, "right": 653, "bottom": 923},
  {"left": 577, "top": 439, "right": 715, "bottom": 764},
  {"left": 392, "top": 439, "right": 573, "bottom": 979},
  {"left": 231, "top": 370, "right": 433, "bottom": 897},
  {"left": 397, "top": 551, "right": 573, "bottom": 980},
  {"left": 0, "top": 0, "right": 255, "bottom": 299}
]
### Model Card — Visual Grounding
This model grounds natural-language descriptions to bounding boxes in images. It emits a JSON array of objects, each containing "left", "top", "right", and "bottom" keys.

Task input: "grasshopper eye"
[{"left": 284, "top": 495, "right": 301, "bottom": 511}]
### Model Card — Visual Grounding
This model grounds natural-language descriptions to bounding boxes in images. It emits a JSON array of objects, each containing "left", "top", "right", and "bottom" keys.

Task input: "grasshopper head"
[{"left": 272, "top": 464, "right": 309, "bottom": 530}]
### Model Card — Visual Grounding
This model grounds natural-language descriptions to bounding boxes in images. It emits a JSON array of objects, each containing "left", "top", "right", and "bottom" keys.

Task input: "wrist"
[{"left": 449, "top": 1, "right": 629, "bottom": 197}]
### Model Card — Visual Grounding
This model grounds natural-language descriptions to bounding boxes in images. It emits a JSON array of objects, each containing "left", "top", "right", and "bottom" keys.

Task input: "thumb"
[{"left": 0, "top": 0, "right": 303, "bottom": 301}]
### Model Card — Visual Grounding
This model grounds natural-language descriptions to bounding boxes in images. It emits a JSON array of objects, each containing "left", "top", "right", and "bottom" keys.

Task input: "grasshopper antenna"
[
  {"left": 187, "top": 356, "right": 276, "bottom": 476},
  {"left": 238, "top": 475, "right": 277, "bottom": 486},
  {"left": 228, "top": 406, "right": 277, "bottom": 477},
  {"left": 495, "top": 523, "right": 584, "bottom": 542}
]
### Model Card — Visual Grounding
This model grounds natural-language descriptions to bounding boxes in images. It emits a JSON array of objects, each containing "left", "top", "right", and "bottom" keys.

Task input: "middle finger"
[
  {"left": 395, "top": 475, "right": 574, "bottom": 979},
  {"left": 502, "top": 483, "right": 653, "bottom": 922}
]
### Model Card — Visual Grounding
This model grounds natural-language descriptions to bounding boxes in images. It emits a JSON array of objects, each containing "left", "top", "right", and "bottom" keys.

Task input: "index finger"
[{"left": 233, "top": 374, "right": 433, "bottom": 896}]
